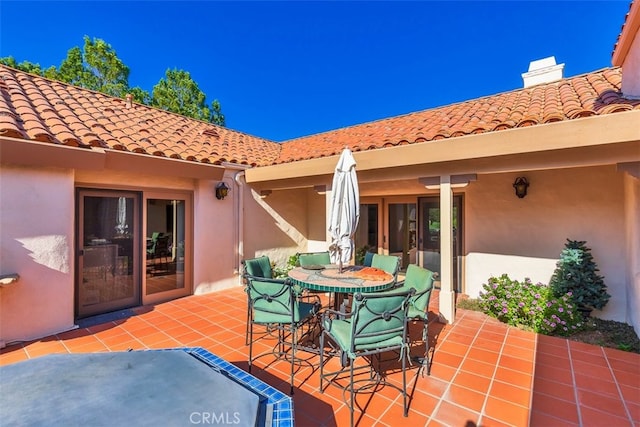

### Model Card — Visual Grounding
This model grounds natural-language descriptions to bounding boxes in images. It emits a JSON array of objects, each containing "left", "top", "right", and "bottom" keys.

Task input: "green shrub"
[
  {"left": 549, "top": 239, "right": 610, "bottom": 311},
  {"left": 479, "top": 274, "right": 584, "bottom": 336},
  {"left": 271, "top": 254, "right": 299, "bottom": 278}
]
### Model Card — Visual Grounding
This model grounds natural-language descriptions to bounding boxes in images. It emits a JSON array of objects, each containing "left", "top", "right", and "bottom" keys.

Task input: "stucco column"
[{"left": 439, "top": 175, "right": 455, "bottom": 323}]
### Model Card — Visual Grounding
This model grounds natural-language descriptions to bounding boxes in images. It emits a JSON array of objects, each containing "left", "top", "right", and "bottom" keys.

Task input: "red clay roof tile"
[
  {"left": 0, "top": 65, "right": 281, "bottom": 167},
  {"left": 1, "top": 65, "right": 639, "bottom": 168},
  {"left": 277, "top": 67, "right": 640, "bottom": 164}
]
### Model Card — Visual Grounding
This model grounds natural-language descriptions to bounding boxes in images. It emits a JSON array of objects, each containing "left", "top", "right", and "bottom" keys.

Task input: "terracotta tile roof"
[
  {"left": 0, "top": 65, "right": 281, "bottom": 167},
  {"left": 1, "top": 65, "right": 638, "bottom": 169},
  {"left": 277, "top": 67, "right": 640, "bottom": 164}
]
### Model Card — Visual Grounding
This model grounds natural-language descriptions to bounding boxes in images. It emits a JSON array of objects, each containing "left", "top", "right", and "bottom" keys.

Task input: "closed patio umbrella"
[{"left": 328, "top": 147, "right": 360, "bottom": 271}]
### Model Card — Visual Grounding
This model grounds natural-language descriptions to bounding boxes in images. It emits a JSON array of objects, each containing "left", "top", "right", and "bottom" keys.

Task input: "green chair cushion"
[{"left": 244, "top": 256, "right": 273, "bottom": 279}]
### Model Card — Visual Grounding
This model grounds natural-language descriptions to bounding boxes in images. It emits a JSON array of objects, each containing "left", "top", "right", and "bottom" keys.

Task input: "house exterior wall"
[
  {"left": 465, "top": 165, "right": 627, "bottom": 322},
  {"left": 0, "top": 165, "right": 76, "bottom": 345},
  {"left": 621, "top": 25, "right": 640, "bottom": 98},
  {"left": 624, "top": 173, "right": 640, "bottom": 334},
  {"left": 241, "top": 186, "right": 309, "bottom": 270}
]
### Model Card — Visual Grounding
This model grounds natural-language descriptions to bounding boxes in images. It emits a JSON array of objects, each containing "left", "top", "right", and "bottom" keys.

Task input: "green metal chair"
[
  {"left": 371, "top": 254, "right": 401, "bottom": 280},
  {"left": 297, "top": 251, "right": 331, "bottom": 267},
  {"left": 243, "top": 255, "right": 319, "bottom": 395},
  {"left": 363, "top": 251, "right": 375, "bottom": 267},
  {"left": 395, "top": 264, "right": 435, "bottom": 376},
  {"left": 242, "top": 256, "right": 274, "bottom": 345},
  {"left": 319, "top": 287, "right": 415, "bottom": 426}
]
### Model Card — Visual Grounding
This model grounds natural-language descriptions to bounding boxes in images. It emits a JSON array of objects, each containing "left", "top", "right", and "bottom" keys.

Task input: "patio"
[{"left": 1, "top": 286, "right": 638, "bottom": 426}]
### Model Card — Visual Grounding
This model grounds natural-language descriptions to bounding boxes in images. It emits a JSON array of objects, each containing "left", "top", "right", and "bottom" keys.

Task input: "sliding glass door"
[
  {"left": 77, "top": 190, "right": 140, "bottom": 318},
  {"left": 144, "top": 192, "right": 191, "bottom": 302}
]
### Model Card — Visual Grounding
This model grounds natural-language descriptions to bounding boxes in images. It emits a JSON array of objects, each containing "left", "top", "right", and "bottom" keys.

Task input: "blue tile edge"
[{"left": 148, "top": 347, "right": 294, "bottom": 427}]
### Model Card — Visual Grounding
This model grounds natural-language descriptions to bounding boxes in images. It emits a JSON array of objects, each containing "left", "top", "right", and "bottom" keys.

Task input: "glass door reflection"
[
  {"left": 146, "top": 198, "right": 186, "bottom": 296},
  {"left": 77, "top": 191, "right": 139, "bottom": 318}
]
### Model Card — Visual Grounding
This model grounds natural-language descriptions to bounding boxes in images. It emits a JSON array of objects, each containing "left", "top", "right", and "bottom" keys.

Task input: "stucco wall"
[
  {"left": 192, "top": 175, "right": 240, "bottom": 294},
  {"left": 624, "top": 173, "right": 640, "bottom": 335},
  {"left": 0, "top": 166, "right": 76, "bottom": 345},
  {"left": 465, "top": 166, "right": 627, "bottom": 321},
  {"left": 621, "top": 27, "right": 640, "bottom": 98},
  {"left": 242, "top": 186, "right": 308, "bottom": 270}
]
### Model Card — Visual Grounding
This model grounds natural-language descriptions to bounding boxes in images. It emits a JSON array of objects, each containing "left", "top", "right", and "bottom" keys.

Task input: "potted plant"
[{"left": 549, "top": 239, "right": 610, "bottom": 316}]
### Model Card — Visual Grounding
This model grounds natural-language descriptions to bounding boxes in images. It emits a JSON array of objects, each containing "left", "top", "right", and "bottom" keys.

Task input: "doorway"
[
  {"left": 417, "top": 196, "right": 463, "bottom": 291},
  {"left": 388, "top": 203, "right": 417, "bottom": 270},
  {"left": 144, "top": 194, "right": 190, "bottom": 301},
  {"left": 76, "top": 190, "right": 140, "bottom": 318}
]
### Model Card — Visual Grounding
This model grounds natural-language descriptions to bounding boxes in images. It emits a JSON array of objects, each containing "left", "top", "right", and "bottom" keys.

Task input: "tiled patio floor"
[{"left": 1, "top": 287, "right": 638, "bottom": 426}]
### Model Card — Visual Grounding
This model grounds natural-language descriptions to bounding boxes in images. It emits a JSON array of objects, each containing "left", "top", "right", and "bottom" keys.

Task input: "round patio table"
[{"left": 288, "top": 264, "right": 395, "bottom": 294}]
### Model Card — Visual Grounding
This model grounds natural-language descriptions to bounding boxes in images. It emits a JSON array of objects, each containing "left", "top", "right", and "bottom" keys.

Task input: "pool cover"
[{"left": 0, "top": 350, "right": 264, "bottom": 426}]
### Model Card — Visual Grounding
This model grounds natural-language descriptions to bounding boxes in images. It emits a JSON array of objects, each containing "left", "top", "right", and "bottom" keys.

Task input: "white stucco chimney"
[{"left": 521, "top": 56, "right": 565, "bottom": 88}]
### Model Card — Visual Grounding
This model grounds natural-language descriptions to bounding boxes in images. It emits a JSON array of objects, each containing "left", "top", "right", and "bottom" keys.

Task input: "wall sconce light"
[
  {"left": 513, "top": 177, "right": 529, "bottom": 198},
  {"left": 215, "top": 182, "right": 230, "bottom": 200}
]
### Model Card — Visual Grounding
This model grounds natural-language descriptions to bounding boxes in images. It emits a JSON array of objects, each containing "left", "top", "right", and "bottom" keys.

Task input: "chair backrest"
[
  {"left": 402, "top": 264, "right": 434, "bottom": 313},
  {"left": 154, "top": 235, "right": 171, "bottom": 256},
  {"left": 348, "top": 288, "right": 414, "bottom": 355},
  {"left": 243, "top": 256, "right": 273, "bottom": 279},
  {"left": 298, "top": 251, "right": 331, "bottom": 267},
  {"left": 371, "top": 254, "right": 400, "bottom": 278},
  {"left": 363, "top": 251, "right": 375, "bottom": 267}
]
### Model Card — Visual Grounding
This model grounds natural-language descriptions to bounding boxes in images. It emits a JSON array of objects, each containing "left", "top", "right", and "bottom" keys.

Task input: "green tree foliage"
[
  {"left": 1, "top": 56, "right": 44, "bottom": 75},
  {"left": 152, "top": 68, "right": 225, "bottom": 126},
  {"left": 54, "top": 37, "right": 130, "bottom": 98},
  {"left": 549, "top": 239, "right": 610, "bottom": 310},
  {"left": 1, "top": 37, "right": 225, "bottom": 125}
]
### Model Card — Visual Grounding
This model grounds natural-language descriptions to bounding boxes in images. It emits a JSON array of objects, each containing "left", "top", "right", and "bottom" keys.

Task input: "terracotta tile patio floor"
[{"left": 1, "top": 287, "right": 638, "bottom": 426}]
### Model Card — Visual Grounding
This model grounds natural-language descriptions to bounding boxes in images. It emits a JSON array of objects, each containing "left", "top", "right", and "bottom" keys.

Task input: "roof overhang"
[
  {"left": 0, "top": 137, "right": 225, "bottom": 180},
  {"left": 245, "top": 109, "right": 640, "bottom": 189}
]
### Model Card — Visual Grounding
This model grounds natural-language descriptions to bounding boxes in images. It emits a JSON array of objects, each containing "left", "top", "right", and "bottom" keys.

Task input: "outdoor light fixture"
[
  {"left": 215, "top": 182, "right": 230, "bottom": 200},
  {"left": 513, "top": 177, "right": 529, "bottom": 199}
]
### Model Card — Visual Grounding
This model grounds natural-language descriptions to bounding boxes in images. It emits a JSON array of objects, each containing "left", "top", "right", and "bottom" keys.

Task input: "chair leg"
[
  {"left": 248, "top": 320, "right": 253, "bottom": 374},
  {"left": 245, "top": 306, "right": 251, "bottom": 346},
  {"left": 350, "top": 359, "right": 355, "bottom": 427},
  {"left": 402, "top": 346, "right": 408, "bottom": 416},
  {"left": 319, "top": 331, "right": 325, "bottom": 392},
  {"left": 290, "top": 324, "right": 295, "bottom": 395},
  {"left": 423, "top": 320, "right": 431, "bottom": 376}
]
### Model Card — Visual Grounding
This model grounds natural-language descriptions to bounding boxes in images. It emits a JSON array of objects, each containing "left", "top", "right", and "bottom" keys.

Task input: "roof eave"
[
  {"left": 245, "top": 110, "right": 640, "bottom": 187},
  {"left": 0, "top": 137, "right": 225, "bottom": 180}
]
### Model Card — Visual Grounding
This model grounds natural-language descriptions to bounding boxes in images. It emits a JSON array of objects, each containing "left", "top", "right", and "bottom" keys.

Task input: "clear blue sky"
[{"left": 0, "top": 1, "right": 631, "bottom": 142}]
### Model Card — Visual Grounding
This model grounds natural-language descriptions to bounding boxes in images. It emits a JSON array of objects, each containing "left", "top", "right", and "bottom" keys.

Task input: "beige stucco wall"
[
  {"left": 0, "top": 165, "right": 76, "bottom": 345},
  {"left": 624, "top": 173, "right": 640, "bottom": 334},
  {"left": 241, "top": 186, "right": 310, "bottom": 270},
  {"left": 465, "top": 165, "right": 627, "bottom": 322},
  {"left": 621, "top": 25, "right": 640, "bottom": 98},
  {"left": 192, "top": 173, "right": 241, "bottom": 294}
]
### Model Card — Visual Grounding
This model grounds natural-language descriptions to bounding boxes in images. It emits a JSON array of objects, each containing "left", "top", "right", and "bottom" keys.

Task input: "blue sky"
[{"left": 0, "top": 1, "right": 631, "bottom": 142}]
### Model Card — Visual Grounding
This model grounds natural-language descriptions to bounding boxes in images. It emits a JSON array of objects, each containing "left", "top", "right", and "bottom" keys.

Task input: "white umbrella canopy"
[{"left": 328, "top": 148, "right": 360, "bottom": 269}]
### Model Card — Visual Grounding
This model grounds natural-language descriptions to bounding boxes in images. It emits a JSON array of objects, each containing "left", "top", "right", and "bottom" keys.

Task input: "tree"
[
  {"left": 1, "top": 37, "right": 225, "bottom": 125},
  {"left": 549, "top": 239, "right": 610, "bottom": 312},
  {"left": 152, "top": 68, "right": 214, "bottom": 123},
  {"left": 0, "top": 56, "right": 44, "bottom": 75},
  {"left": 54, "top": 36, "right": 130, "bottom": 98},
  {"left": 209, "top": 99, "right": 226, "bottom": 126}
]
